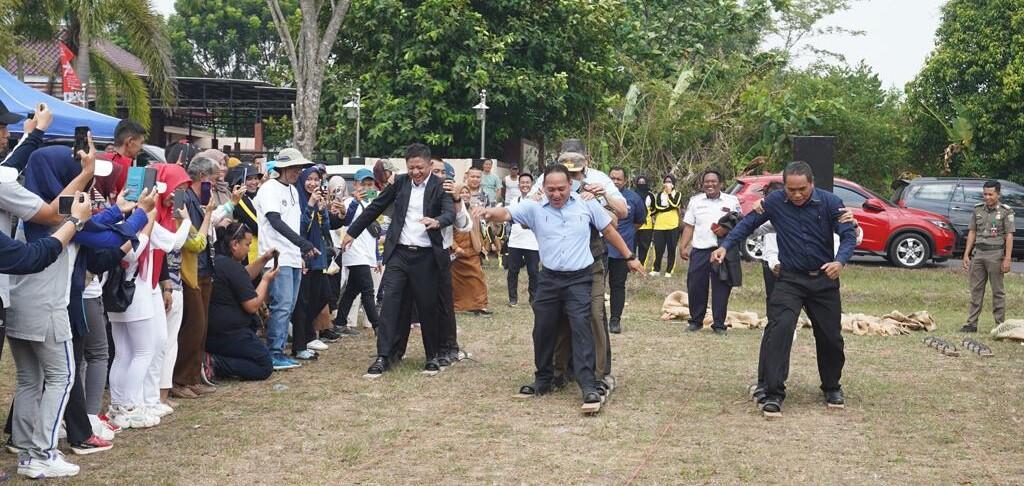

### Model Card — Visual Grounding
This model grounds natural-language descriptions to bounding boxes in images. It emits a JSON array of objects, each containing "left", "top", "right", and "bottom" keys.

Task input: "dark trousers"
[
  {"left": 438, "top": 259, "right": 459, "bottom": 354},
  {"left": 326, "top": 271, "right": 341, "bottom": 312},
  {"left": 607, "top": 257, "right": 629, "bottom": 324},
  {"left": 292, "top": 269, "right": 330, "bottom": 354},
  {"left": 63, "top": 335, "right": 90, "bottom": 444},
  {"left": 756, "top": 261, "right": 778, "bottom": 389},
  {"left": 533, "top": 268, "right": 597, "bottom": 395},
  {"left": 652, "top": 228, "right": 680, "bottom": 273},
  {"left": 336, "top": 265, "right": 380, "bottom": 329},
  {"left": 506, "top": 247, "right": 539, "bottom": 304},
  {"left": 636, "top": 229, "right": 653, "bottom": 267},
  {"left": 686, "top": 247, "right": 733, "bottom": 330},
  {"left": 764, "top": 269, "right": 845, "bottom": 401},
  {"left": 377, "top": 247, "right": 441, "bottom": 360},
  {"left": 174, "top": 277, "right": 212, "bottom": 387},
  {"left": 206, "top": 330, "right": 273, "bottom": 381}
]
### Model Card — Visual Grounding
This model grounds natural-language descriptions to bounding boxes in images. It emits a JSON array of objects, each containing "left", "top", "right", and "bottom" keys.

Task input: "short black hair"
[
  {"left": 783, "top": 161, "right": 815, "bottom": 184},
  {"left": 114, "top": 119, "right": 146, "bottom": 146},
  {"left": 467, "top": 166, "right": 483, "bottom": 173},
  {"left": 519, "top": 172, "right": 534, "bottom": 182},
  {"left": 544, "top": 164, "right": 572, "bottom": 183},
  {"left": 404, "top": 143, "right": 431, "bottom": 161},
  {"left": 702, "top": 169, "right": 723, "bottom": 184},
  {"left": 763, "top": 181, "right": 785, "bottom": 195},
  {"left": 663, "top": 174, "right": 677, "bottom": 184},
  {"left": 609, "top": 166, "right": 628, "bottom": 179},
  {"left": 214, "top": 221, "right": 252, "bottom": 257},
  {"left": 984, "top": 179, "right": 1001, "bottom": 193}
]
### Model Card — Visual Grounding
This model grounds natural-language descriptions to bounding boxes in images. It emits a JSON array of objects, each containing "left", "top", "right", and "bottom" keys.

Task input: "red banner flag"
[{"left": 59, "top": 41, "right": 83, "bottom": 95}]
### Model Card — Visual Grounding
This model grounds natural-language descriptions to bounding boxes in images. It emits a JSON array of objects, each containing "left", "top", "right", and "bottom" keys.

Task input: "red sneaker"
[
  {"left": 97, "top": 415, "right": 122, "bottom": 434},
  {"left": 70, "top": 435, "right": 113, "bottom": 455}
]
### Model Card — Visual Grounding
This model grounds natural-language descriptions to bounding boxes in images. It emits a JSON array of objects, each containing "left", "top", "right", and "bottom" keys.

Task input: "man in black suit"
[{"left": 342, "top": 143, "right": 455, "bottom": 377}]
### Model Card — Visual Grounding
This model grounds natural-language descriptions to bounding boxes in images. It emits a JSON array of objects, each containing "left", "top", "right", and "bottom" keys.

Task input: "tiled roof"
[{"left": 4, "top": 39, "right": 148, "bottom": 78}]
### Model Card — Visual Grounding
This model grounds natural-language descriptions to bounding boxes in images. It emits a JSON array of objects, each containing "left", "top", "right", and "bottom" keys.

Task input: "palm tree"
[{"left": 2, "top": 0, "right": 176, "bottom": 129}]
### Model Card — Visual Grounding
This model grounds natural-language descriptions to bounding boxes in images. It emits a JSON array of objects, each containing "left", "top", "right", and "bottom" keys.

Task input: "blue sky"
[{"left": 152, "top": 0, "right": 946, "bottom": 89}]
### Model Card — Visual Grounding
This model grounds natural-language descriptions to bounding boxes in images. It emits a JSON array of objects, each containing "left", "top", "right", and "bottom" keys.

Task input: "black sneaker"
[
  {"left": 364, "top": 356, "right": 389, "bottom": 378},
  {"left": 824, "top": 389, "right": 845, "bottom": 409},
  {"left": 712, "top": 327, "right": 728, "bottom": 335},
  {"left": 472, "top": 309, "right": 493, "bottom": 317},
  {"left": 685, "top": 323, "right": 702, "bottom": 332},
  {"left": 609, "top": 320, "right": 622, "bottom": 334},
  {"left": 508, "top": 299, "right": 518, "bottom": 307},
  {"left": 423, "top": 359, "right": 441, "bottom": 375},
  {"left": 960, "top": 324, "right": 978, "bottom": 333},
  {"left": 337, "top": 326, "right": 360, "bottom": 336},
  {"left": 318, "top": 329, "right": 341, "bottom": 343},
  {"left": 437, "top": 355, "right": 452, "bottom": 368}
]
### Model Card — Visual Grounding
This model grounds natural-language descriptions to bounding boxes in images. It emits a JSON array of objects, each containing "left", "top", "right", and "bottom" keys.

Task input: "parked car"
[
  {"left": 892, "top": 177, "right": 1024, "bottom": 258},
  {"left": 727, "top": 175, "right": 956, "bottom": 269}
]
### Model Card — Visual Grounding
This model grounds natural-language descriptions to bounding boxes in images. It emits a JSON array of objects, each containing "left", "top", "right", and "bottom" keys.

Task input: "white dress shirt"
[
  {"left": 399, "top": 174, "right": 432, "bottom": 247},
  {"left": 682, "top": 192, "right": 741, "bottom": 249}
]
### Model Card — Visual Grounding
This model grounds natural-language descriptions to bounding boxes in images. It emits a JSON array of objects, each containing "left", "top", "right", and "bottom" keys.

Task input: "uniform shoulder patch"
[
  {"left": 975, "top": 202, "right": 986, "bottom": 207},
  {"left": 1000, "top": 203, "right": 1012, "bottom": 210}
]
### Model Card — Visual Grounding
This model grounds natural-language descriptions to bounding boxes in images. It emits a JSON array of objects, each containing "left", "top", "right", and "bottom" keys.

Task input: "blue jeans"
[{"left": 266, "top": 266, "right": 302, "bottom": 357}]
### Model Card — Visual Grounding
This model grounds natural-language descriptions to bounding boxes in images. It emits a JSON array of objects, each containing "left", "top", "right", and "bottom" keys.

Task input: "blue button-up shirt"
[
  {"left": 507, "top": 193, "right": 612, "bottom": 271},
  {"left": 722, "top": 188, "right": 856, "bottom": 271},
  {"left": 609, "top": 188, "right": 646, "bottom": 259}
]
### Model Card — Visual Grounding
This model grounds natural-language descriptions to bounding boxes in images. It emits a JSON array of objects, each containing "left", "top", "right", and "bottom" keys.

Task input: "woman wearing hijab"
[
  {"left": 650, "top": 174, "right": 683, "bottom": 277},
  {"left": 634, "top": 175, "right": 654, "bottom": 268},
  {"left": 291, "top": 167, "right": 345, "bottom": 360},
  {"left": 451, "top": 186, "right": 490, "bottom": 315},
  {"left": 8, "top": 145, "right": 148, "bottom": 478},
  {"left": 105, "top": 163, "right": 193, "bottom": 430},
  {"left": 227, "top": 162, "right": 263, "bottom": 262}
]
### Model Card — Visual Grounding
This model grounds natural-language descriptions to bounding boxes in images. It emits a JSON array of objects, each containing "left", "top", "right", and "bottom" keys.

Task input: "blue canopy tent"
[{"left": 0, "top": 67, "right": 120, "bottom": 141}]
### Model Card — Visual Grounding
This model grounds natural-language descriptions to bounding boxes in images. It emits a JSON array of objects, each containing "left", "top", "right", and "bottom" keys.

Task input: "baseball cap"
[
  {"left": 354, "top": 168, "right": 375, "bottom": 181},
  {"left": 0, "top": 100, "right": 24, "bottom": 126}
]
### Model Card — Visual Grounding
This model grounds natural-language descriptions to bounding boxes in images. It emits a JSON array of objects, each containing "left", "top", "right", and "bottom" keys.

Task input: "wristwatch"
[
  {"left": 66, "top": 216, "right": 85, "bottom": 232},
  {"left": 625, "top": 253, "right": 637, "bottom": 262}
]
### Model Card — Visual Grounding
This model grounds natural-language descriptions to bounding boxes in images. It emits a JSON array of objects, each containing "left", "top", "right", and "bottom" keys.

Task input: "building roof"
[{"left": 4, "top": 39, "right": 147, "bottom": 79}]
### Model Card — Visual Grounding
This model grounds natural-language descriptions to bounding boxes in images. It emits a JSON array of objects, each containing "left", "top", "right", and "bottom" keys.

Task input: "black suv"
[{"left": 892, "top": 177, "right": 1024, "bottom": 257}]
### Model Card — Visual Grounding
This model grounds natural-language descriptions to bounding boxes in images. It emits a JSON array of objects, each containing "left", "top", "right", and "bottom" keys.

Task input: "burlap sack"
[{"left": 991, "top": 320, "right": 1024, "bottom": 341}]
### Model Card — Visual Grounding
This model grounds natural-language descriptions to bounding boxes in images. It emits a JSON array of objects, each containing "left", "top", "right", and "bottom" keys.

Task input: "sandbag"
[{"left": 991, "top": 320, "right": 1024, "bottom": 341}]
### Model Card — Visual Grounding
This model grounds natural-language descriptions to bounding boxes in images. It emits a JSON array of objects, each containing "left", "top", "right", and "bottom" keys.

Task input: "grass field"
[{"left": 2, "top": 259, "right": 1023, "bottom": 485}]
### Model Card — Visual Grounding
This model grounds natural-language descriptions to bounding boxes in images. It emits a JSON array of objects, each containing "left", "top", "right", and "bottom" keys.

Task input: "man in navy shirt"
[
  {"left": 607, "top": 166, "right": 646, "bottom": 334},
  {"left": 713, "top": 161, "right": 856, "bottom": 417}
]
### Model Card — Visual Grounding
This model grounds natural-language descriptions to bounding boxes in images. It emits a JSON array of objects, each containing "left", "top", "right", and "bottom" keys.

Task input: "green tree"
[
  {"left": 167, "top": 0, "right": 295, "bottom": 83},
  {"left": 906, "top": 0, "right": 1024, "bottom": 180},
  {"left": 318, "top": 0, "right": 629, "bottom": 157}
]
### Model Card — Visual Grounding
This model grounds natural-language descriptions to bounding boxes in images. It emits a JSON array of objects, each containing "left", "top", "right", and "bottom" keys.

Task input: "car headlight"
[{"left": 928, "top": 219, "right": 953, "bottom": 231}]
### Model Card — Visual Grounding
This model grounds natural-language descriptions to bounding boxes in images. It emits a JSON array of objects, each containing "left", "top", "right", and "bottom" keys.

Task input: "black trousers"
[
  {"left": 292, "top": 269, "right": 330, "bottom": 354},
  {"left": 687, "top": 247, "right": 733, "bottom": 330},
  {"left": 756, "top": 261, "right": 778, "bottom": 389},
  {"left": 652, "top": 228, "right": 680, "bottom": 273},
  {"left": 532, "top": 268, "right": 597, "bottom": 394},
  {"left": 764, "top": 269, "right": 845, "bottom": 401},
  {"left": 206, "top": 329, "right": 273, "bottom": 381},
  {"left": 607, "top": 257, "right": 629, "bottom": 324},
  {"left": 437, "top": 258, "right": 459, "bottom": 354},
  {"left": 506, "top": 247, "right": 539, "bottom": 303},
  {"left": 326, "top": 271, "right": 341, "bottom": 312},
  {"left": 336, "top": 265, "right": 380, "bottom": 328},
  {"left": 377, "top": 247, "right": 441, "bottom": 360},
  {"left": 636, "top": 229, "right": 653, "bottom": 267}
]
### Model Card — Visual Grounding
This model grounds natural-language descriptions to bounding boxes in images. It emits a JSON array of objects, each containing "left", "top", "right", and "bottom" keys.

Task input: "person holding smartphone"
[{"left": 335, "top": 169, "right": 383, "bottom": 334}]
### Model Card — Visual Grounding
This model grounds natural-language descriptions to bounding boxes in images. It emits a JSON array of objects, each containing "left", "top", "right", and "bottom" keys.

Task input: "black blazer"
[{"left": 346, "top": 174, "right": 455, "bottom": 267}]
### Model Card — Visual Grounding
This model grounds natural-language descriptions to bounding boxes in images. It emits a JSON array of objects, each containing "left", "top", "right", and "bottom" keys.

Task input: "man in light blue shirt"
[{"left": 474, "top": 165, "right": 642, "bottom": 412}]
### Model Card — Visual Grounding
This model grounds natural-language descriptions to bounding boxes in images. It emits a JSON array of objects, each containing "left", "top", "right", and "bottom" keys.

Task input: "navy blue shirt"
[
  {"left": 722, "top": 188, "right": 856, "bottom": 271},
  {"left": 184, "top": 186, "right": 214, "bottom": 278},
  {"left": 609, "top": 188, "right": 646, "bottom": 259}
]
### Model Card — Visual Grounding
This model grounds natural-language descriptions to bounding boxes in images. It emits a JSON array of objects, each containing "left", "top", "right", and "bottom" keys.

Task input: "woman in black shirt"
[{"left": 205, "top": 221, "right": 280, "bottom": 380}]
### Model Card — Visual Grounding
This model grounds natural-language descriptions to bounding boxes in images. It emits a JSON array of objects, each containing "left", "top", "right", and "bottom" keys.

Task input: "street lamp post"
[
  {"left": 343, "top": 88, "right": 362, "bottom": 159},
  {"left": 473, "top": 89, "right": 488, "bottom": 160}
]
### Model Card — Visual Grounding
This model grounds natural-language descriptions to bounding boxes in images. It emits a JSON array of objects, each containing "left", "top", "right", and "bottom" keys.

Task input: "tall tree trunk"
[{"left": 75, "top": 22, "right": 91, "bottom": 104}]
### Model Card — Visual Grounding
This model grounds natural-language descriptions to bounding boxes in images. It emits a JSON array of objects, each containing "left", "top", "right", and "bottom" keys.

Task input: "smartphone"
[
  {"left": 73, "top": 126, "right": 89, "bottom": 161},
  {"left": 272, "top": 252, "right": 279, "bottom": 269},
  {"left": 200, "top": 181, "right": 212, "bottom": 205},
  {"left": 124, "top": 167, "right": 158, "bottom": 202},
  {"left": 365, "top": 189, "right": 378, "bottom": 201},
  {"left": 58, "top": 195, "right": 74, "bottom": 215},
  {"left": 173, "top": 188, "right": 186, "bottom": 212}
]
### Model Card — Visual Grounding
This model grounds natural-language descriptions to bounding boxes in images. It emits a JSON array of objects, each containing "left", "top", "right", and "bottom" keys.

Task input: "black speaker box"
[{"left": 791, "top": 136, "right": 835, "bottom": 193}]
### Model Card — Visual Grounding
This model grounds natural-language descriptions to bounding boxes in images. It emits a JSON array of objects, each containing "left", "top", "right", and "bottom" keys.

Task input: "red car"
[{"left": 727, "top": 175, "right": 956, "bottom": 269}]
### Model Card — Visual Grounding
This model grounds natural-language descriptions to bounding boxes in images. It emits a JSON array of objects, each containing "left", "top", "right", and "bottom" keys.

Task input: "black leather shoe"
[
  {"left": 685, "top": 324, "right": 702, "bottom": 332},
  {"left": 959, "top": 324, "right": 978, "bottom": 333},
  {"left": 437, "top": 356, "right": 451, "bottom": 368},
  {"left": 583, "top": 391, "right": 602, "bottom": 404},
  {"left": 712, "top": 327, "right": 727, "bottom": 335},
  {"left": 366, "top": 356, "right": 389, "bottom": 376},
  {"left": 824, "top": 389, "right": 845, "bottom": 408},
  {"left": 609, "top": 320, "right": 622, "bottom": 334},
  {"left": 423, "top": 359, "right": 441, "bottom": 374}
]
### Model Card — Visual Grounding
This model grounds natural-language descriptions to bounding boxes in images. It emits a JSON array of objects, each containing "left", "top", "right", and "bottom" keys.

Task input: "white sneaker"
[
  {"left": 109, "top": 405, "right": 160, "bottom": 429},
  {"left": 18, "top": 451, "right": 80, "bottom": 479},
  {"left": 88, "top": 415, "right": 115, "bottom": 441},
  {"left": 147, "top": 403, "right": 174, "bottom": 418},
  {"left": 648, "top": 271, "right": 659, "bottom": 276},
  {"left": 307, "top": 339, "right": 329, "bottom": 351},
  {"left": 664, "top": 272, "right": 672, "bottom": 278}
]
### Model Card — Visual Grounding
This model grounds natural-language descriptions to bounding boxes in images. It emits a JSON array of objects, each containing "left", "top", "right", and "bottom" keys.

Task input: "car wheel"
[
  {"left": 741, "top": 235, "right": 764, "bottom": 261},
  {"left": 888, "top": 233, "right": 930, "bottom": 269}
]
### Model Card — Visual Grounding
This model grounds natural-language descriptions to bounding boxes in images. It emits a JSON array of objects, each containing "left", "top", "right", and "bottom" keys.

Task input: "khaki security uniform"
[{"left": 967, "top": 203, "right": 1015, "bottom": 326}]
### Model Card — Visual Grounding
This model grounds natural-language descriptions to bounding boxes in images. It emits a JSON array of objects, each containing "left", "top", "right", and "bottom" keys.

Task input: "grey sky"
[{"left": 152, "top": 0, "right": 945, "bottom": 89}]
